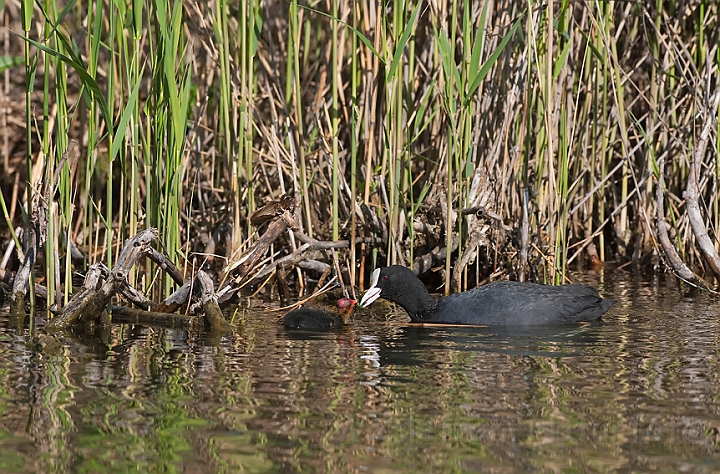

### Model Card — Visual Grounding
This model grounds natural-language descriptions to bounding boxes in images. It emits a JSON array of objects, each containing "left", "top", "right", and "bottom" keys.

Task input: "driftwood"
[
  {"left": 228, "top": 210, "right": 297, "bottom": 281},
  {"left": 683, "top": 90, "right": 720, "bottom": 282},
  {"left": 655, "top": 89, "right": 719, "bottom": 288},
  {"left": 193, "top": 270, "right": 231, "bottom": 331},
  {"left": 45, "top": 229, "right": 159, "bottom": 331},
  {"left": 117, "top": 284, "right": 154, "bottom": 310},
  {"left": 44, "top": 230, "right": 235, "bottom": 332},
  {"left": 110, "top": 305, "right": 197, "bottom": 329},
  {"left": 10, "top": 225, "right": 37, "bottom": 310},
  {"left": 211, "top": 211, "right": 298, "bottom": 304},
  {"left": 147, "top": 248, "right": 185, "bottom": 285},
  {"left": 32, "top": 200, "right": 371, "bottom": 333},
  {"left": 656, "top": 154, "right": 707, "bottom": 287},
  {"left": 154, "top": 282, "right": 193, "bottom": 313}
]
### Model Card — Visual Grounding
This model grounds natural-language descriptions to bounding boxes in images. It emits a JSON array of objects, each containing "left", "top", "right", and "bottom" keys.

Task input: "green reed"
[
  {"left": 239, "top": 0, "right": 258, "bottom": 243},
  {"left": 147, "top": 0, "right": 193, "bottom": 295},
  {"left": 349, "top": 0, "right": 359, "bottom": 286},
  {"left": 289, "top": 0, "right": 313, "bottom": 238},
  {"left": 330, "top": 0, "right": 339, "bottom": 242}
]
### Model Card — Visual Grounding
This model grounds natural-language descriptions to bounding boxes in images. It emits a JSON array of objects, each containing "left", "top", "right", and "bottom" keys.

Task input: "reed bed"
[{"left": 0, "top": 0, "right": 718, "bottom": 305}]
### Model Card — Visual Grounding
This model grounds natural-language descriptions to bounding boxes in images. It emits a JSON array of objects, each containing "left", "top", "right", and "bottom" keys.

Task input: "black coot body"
[
  {"left": 281, "top": 298, "right": 356, "bottom": 331},
  {"left": 360, "top": 266, "right": 614, "bottom": 326}
]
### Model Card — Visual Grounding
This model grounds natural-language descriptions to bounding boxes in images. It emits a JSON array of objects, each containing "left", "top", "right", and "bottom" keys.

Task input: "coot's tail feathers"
[{"left": 600, "top": 298, "right": 616, "bottom": 314}]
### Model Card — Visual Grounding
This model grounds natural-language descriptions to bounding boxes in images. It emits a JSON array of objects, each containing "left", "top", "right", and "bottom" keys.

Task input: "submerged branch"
[{"left": 110, "top": 305, "right": 197, "bottom": 328}]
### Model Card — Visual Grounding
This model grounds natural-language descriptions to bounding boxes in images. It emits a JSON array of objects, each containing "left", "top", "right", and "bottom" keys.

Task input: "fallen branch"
[
  {"left": 297, "top": 259, "right": 331, "bottom": 274},
  {"left": 117, "top": 279, "right": 154, "bottom": 310},
  {"left": 683, "top": 90, "right": 720, "bottom": 282},
  {"left": 248, "top": 234, "right": 381, "bottom": 286},
  {"left": 154, "top": 281, "right": 193, "bottom": 313},
  {"left": 194, "top": 270, "right": 231, "bottom": 331},
  {"left": 110, "top": 305, "right": 197, "bottom": 329},
  {"left": 147, "top": 248, "right": 185, "bottom": 285},
  {"left": 45, "top": 229, "right": 159, "bottom": 331},
  {"left": 10, "top": 226, "right": 37, "bottom": 310},
  {"left": 656, "top": 154, "right": 707, "bottom": 287},
  {"left": 413, "top": 235, "right": 459, "bottom": 276},
  {"left": 227, "top": 210, "right": 297, "bottom": 281},
  {"left": 294, "top": 231, "right": 381, "bottom": 249}
]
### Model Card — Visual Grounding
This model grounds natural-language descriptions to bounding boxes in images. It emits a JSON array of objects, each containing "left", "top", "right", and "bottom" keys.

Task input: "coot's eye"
[{"left": 382, "top": 275, "right": 389, "bottom": 280}]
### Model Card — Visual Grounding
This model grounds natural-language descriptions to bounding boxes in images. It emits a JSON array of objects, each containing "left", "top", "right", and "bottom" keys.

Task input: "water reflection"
[{"left": 0, "top": 273, "right": 719, "bottom": 472}]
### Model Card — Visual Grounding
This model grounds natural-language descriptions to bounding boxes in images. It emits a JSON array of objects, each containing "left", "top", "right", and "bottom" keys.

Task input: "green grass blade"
[
  {"left": 13, "top": 32, "right": 112, "bottom": 131},
  {"left": 553, "top": 39, "right": 571, "bottom": 79},
  {"left": 297, "top": 3, "right": 384, "bottom": 66},
  {"left": 386, "top": 4, "right": 420, "bottom": 82},
  {"left": 110, "top": 67, "right": 145, "bottom": 163},
  {"left": 437, "top": 27, "right": 462, "bottom": 99},
  {"left": 577, "top": 27, "right": 605, "bottom": 65},
  {"left": 465, "top": 11, "right": 525, "bottom": 105},
  {"left": 468, "top": 1, "right": 490, "bottom": 82}
]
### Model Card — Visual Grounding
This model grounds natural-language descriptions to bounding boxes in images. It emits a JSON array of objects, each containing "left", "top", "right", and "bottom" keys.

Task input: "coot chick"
[
  {"left": 359, "top": 266, "right": 614, "bottom": 326},
  {"left": 281, "top": 297, "right": 356, "bottom": 331}
]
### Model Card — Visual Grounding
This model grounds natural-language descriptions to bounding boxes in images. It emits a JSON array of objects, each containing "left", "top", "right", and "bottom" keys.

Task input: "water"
[{"left": 1, "top": 274, "right": 720, "bottom": 473}]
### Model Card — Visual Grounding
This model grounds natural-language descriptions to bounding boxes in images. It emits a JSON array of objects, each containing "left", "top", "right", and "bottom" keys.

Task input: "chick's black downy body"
[{"left": 281, "top": 298, "right": 356, "bottom": 331}]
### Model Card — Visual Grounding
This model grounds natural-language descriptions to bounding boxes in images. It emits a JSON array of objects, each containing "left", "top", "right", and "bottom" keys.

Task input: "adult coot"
[
  {"left": 359, "top": 266, "right": 614, "bottom": 326},
  {"left": 281, "top": 297, "right": 356, "bottom": 331}
]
